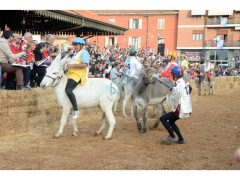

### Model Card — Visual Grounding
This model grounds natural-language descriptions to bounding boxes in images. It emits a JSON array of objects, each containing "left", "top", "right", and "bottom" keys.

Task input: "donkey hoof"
[
  {"left": 72, "top": 133, "right": 78, "bottom": 137},
  {"left": 52, "top": 134, "right": 60, "bottom": 139},
  {"left": 151, "top": 114, "right": 157, "bottom": 118},
  {"left": 150, "top": 122, "right": 159, "bottom": 130},
  {"left": 141, "top": 128, "right": 147, "bottom": 133},
  {"left": 138, "top": 128, "right": 142, "bottom": 132},
  {"left": 94, "top": 132, "right": 101, "bottom": 136},
  {"left": 104, "top": 136, "right": 112, "bottom": 140},
  {"left": 137, "top": 123, "right": 142, "bottom": 132},
  {"left": 149, "top": 126, "right": 157, "bottom": 130}
]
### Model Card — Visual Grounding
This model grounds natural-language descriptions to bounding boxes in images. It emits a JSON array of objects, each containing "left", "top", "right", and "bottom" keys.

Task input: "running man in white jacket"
[{"left": 160, "top": 65, "right": 192, "bottom": 145}]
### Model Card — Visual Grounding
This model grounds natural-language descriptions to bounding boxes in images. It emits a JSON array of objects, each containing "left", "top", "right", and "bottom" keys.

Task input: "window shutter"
[
  {"left": 128, "top": 37, "right": 132, "bottom": 47},
  {"left": 158, "top": 19, "right": 165, "bottom": 29},
  {"left": 139, "top": 19, "right": 142, "bottom": 29},
  {"left": 162, "top": 19, "right": 165, "bottom": 29},
  {"left": 115, "top": 37, "right": 118, "bottom": 45},
  {"left": 105, "top": 37, "right": 109, "bottom": 47},
  {"left": 138, "top": 37, "right": 141, "bottom": 49},
  {"left": 129, "top": 19, "right": 133, "bottom": 29}
]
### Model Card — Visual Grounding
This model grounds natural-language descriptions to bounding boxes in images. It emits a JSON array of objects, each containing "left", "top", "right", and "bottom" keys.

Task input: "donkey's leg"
[
  {"left": 210, "top": 81, "right": 214, "bottom": 95},
  {"left": 100, "top": 99, "right": 116, "bottom": 140},
  {"left": 113, "top": 100, "right": 118, "bottom": 113},
  {"left": 95, "top": 113, "right": 107, "bottom": 136},
  {"left": 104, "top": 109, "right": 116, "bottom": 140},
  {"left": 113, "top": 90, "right": 121, "bottom": 113},
  {"left": 202, "top": 83, "right": 205, "bottom": 96},
  {"left": 151, "top": 103, "right": 165, "bottom": 130},
  {"left": 208, "top": 84, "right": 211, "bottom": 95},
  {"left": 205, "top": 84, "right": 208, "bottom": 96},
  {"left": 133, "top": 104, "right": 142, "bottom": 132},
  {"left": 130, "top": 94, "right": 135, "bottom": 117},
  {"left": 71, "top": 117, "right": 79, "bottom": 137},
  {"left": 212, "top": 83, "right": 215, "bottom": 95},
  {"left": 123, "top": 92, "right": 131, "bottom": 117},
  {"left": 53, "top": 106, "right": 71, "bottom": 139},
  {"left": 141, "top": 106, "right": 148, "bottom": 133},
  {"left": 152, "top": 104, "right": 157, "bottom": 117}
]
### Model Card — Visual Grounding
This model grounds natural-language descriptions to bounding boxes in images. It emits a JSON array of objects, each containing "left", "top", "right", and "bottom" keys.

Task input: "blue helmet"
[
  {"left": 129, "top": 48, "right": 137, "bottom": 56},
  {"left": 171, "top": 66, "right": 181, "bottom": 77},
  {"left": 72, "top": 37, "right": 85, "bottom": 45}
]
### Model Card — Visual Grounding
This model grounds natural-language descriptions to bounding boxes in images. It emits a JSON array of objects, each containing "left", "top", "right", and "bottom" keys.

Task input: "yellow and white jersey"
[{"left": 66, "top": 50, "right": 90, "bottom": 85}]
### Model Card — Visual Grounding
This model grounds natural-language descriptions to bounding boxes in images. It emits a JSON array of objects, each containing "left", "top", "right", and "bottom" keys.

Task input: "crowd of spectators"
[
  {"left": 0, "top": 30, "right": 59, "bottom": 90},
  {"left": 1, "top": 29, "right": 240, "bottom": 91}
]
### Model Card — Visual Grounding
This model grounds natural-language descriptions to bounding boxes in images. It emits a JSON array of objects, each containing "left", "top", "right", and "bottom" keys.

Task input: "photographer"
[{"left": 0, "top": 30, "right": 26, "bottom": 90}]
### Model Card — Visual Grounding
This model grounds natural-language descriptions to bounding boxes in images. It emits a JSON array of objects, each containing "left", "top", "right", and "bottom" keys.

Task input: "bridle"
[{"left": 44, "top": 74, "right": 63, "bottom": 87}]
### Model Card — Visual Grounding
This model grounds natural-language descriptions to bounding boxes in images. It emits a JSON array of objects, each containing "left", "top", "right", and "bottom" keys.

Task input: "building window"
[
  {"left": 157, "top": 19, "right": 165, "bottom": 29},
  {"left": 133, "top": 19, "right": 139, "bottom": 29},
  {"left": 105, "top": 37, "right": 118, "bottom": 47},
  {"left": 129, "top": 19, "right": 142, "bottom": 29},
  {"left": 109, "top": 19, "right": 115, "bottom": 24},
  {"left": 132, "top": 37, "right": 139, "bottom": 48},
  {"left": 209, "top": 50, "right": 228, "bottom": 60},
  {"left": 109, "top": 37, "right": 115, "bottom": 46},
  {"left": 129, "top": 37, "right": 141, "bottom": 49},
  {"left": 193, "top": 16, "right": 203, "bottom": 19},
  {"left": 192, "top": 33, "right": 203, "bottom": 41}
]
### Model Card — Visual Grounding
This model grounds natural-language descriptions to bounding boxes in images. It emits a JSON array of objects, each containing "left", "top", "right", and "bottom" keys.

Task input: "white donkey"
[{"left": 40, "top": 53, "right": 119, "bottom": 140}]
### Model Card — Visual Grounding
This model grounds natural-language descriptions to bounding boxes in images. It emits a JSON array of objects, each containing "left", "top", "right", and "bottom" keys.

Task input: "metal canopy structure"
[{"left": 0, "top": 10, "right": 127, "bottom": 36}]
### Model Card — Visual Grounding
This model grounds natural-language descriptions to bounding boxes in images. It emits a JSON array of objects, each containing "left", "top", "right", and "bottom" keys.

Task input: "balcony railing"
[
  {"left": 207, "top": 18, "right": 240, "bottom": 25},
  {"left": 204, "top": 40, "right": 240, "bottom": 47}
]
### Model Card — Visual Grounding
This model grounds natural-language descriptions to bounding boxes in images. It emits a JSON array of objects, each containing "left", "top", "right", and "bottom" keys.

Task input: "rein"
[
  {"left": 45, "top": 74, "right": 63, "bottom": 87},
  {"left": 143, "top": 73, "right": 172, "bottom": 89},
  {"left": 155, "top": 79, "right": 173, "bottom": 89}
]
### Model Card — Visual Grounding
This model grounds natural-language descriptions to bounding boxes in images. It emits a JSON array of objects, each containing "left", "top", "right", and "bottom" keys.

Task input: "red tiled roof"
[{"left": 63, "top": 10, "right": 125, "bottom": 29}]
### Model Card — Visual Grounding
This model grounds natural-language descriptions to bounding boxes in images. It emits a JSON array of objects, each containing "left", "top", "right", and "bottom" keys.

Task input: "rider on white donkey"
[
  {"left": 65, "top": 37, "right": 90, "bottom": 119},
  {"left": 126, "top": 48, "right": 143, "bottom": 85},
  {"left": 120, "top": 48, "right": 143, "bottom": 117}
]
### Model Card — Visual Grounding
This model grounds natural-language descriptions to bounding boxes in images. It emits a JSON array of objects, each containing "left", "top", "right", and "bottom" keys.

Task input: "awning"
[
  {"left": 33, "top": 10, "right": 127, "bottom": 35},
  {"left": 208, "top": 10, "right": 233, "bottom": 16},
  {"left": 0, "top": 10, "right": 127, "bottom": 36},
  {"left": 33, "top": 10, "right": 83, "bottom": 25},
  {"left": 191, "top": 10, "right": 206, "bottom": 16}
]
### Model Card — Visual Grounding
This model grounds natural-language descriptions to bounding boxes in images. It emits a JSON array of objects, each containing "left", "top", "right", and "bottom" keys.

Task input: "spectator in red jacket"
[
  {"left": 160, "top": 51, "right": 178, "bottom": 81},
  {"left": 21, "top": 32, "right": 33, "bottom": 51},
  {"left": 22, "top": 40, "right": 36, "bottom": 89},
  {"left": 9, "top": 34, "right": 22, "bottom": 63}
]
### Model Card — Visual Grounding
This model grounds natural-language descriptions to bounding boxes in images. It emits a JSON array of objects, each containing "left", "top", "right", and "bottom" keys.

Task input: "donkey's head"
[
  {"left": 143, "top": 67, "right": 158, "bottom": 84},
  {"left": 40, "top": 53, "right": 69, "bottom": 88}
]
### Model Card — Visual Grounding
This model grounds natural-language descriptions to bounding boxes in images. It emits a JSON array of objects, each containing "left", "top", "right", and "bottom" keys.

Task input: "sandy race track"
[{"left": 0, "top": 90, "right": 240, "bottom": 170}]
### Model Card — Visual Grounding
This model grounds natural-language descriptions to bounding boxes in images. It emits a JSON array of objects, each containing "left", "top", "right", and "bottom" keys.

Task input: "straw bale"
[
  {"left": 0, "top": 87, "right": 61, "bottom": 137},
  {"left": 0, "top": 76, "right": 240, "bottom": 137}
]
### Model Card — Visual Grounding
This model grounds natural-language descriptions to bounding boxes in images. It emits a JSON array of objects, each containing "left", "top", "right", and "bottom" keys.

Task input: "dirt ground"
[{"left": 0, "top": 91, "right": 240, "bottom": 170}]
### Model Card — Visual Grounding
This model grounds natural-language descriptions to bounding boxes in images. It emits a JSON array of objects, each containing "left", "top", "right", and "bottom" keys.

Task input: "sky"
[{"left": 1, "top": 0, "right": 240, "bottom": 10}]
